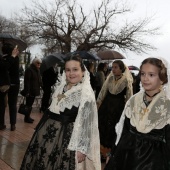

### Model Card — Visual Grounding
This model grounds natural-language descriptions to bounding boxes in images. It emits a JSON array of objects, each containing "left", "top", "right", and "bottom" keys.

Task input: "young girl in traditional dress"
[
  {"left": 97, "top": 60, "right": 133, "bottom": 160},
  {"left": 105, "top": 57, "right": 170, "bottom": 170},
  {"left": 20, "top": 55, "right": 101, "bottom": 170}
]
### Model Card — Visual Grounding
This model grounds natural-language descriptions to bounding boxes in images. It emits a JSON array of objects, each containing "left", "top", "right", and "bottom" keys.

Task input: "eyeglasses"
[{"left": 36, "top": 62, "right": 42, "bottom": 65}]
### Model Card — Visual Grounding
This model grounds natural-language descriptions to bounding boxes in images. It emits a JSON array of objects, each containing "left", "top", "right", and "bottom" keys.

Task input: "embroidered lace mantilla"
[
  {"left": 115, "top": 89, "right": 170, "bottom": 145},
  {"left": 49, "top": 69, "right": 101, "bottom": 170},
  {"left": 97, "top": 70, "right": 133, "bottom": 105},
  {"left": 126, "top": 90, "right": 170, "bottom": 132}
]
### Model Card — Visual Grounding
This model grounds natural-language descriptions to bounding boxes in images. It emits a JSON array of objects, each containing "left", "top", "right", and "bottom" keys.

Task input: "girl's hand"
[{"left": 77, "top": 151, "right": 86, "bottom": 163}]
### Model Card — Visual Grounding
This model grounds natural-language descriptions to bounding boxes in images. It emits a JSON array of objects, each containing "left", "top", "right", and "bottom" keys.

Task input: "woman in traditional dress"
[
  {"left": 20, "top": 54, "right": 101, "bottom": 170},
  {"left": 105, "top": 57, "right": 170, "bottom": 170},
  {"left": 96, "top": 60, "right": 133, "bottom": 160}
]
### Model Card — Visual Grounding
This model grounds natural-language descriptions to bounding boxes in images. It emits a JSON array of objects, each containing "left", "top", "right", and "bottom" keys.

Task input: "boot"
[
  {"left": 24, "top": 112, "right": 33, "bottom": 123},
  {"left": 24, "top": 117, "right": 33, "bottom": 123},
  {"left": 11, "top": 124, "right": 16, "bottom": 131}
]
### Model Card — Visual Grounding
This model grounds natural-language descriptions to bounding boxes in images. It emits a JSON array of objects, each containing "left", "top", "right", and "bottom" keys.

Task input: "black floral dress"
[
  {"left": 20, "top": 107, "right": 78, "bottom": 170},
  {"left": 105, "top": 117, "right": 170, "bottom": 170}
]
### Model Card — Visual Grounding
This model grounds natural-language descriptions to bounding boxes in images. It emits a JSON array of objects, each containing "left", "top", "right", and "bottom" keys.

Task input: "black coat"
[
  {"left": 8, "top": 56, "right": 20, "bottom": 85},
  {"left": 42, "top": 67, "right": 58, "bottom": 88},
  {"left": 22, "top": 64, "right": 42, "bottom": 96},
  {"left": 0, "top": 55, "right": 15, "bottom": 86}
]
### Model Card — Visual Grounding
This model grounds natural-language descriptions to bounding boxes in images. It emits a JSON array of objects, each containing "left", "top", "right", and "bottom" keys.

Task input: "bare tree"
[
  {"left": 17, "top": 0, "right": 159, "bottom": 55},
  {"left": 0, "top": 15, "right": 18, "bottom": 34},
  {"left": 0, "top": 14, "right": 34, "bottom": 48}
]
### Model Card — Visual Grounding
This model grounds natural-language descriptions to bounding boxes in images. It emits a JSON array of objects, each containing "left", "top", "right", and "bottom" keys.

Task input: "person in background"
[
  {"left": 87, "top": 62, "right": 96, "bottom": 91},
  {"left": 103, "top": 62, "right": 110, "bottom": 78},
  {"left": 20, "top": 55, "right": 101, "bottom": 170},
  {"left": 40, "top": 64, "right": 58, "bottom": 113},
  {"left": 97, "top": 60, "right": 133, "bottom": 161},
  {"left": 21, "top": 57, "right": 42, "bottom": 123},
  {"left": 0, "top": 53, "right": 11, "bottom": 130},
  {"left": 105, "top": 57, "right": 170, "bottom": 170},
  {"left": 0, "top": 43, "right": 19, "bottom": 131},
  {"left": 95, "top": 63, "right": 105, "bottom": 99}
]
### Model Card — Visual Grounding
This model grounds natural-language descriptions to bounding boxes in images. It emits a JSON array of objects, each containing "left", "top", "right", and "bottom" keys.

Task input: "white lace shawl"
[
  {"left": 115, "top": 89, "right": 170, "bottom": 145},
  {"left": 49, "top": 69, "right": 101, "bottom": 170},
  {"left": 97, "top": 68, "right": 133, "bottom": 105},
  {"left": 126, "top": 90, "right": 170, "bottom": 131}
]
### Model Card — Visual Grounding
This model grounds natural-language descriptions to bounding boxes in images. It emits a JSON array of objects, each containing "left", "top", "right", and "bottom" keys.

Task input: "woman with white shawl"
[
  {"left": 20, "top": 55, "right": 101, "bottom": 170},
  {"left": 96, "top": 60, "right": 133, "bottom": 160}
]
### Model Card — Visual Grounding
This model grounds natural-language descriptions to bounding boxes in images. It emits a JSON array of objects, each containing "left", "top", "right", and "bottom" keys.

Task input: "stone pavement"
[{"left": 0, "top": 100, "right": 43, "bottom": 170}]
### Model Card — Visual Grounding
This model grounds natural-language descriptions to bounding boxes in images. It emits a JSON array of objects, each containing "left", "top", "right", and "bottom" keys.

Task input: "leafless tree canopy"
[
  {"left": 0, "top": 15, "right": 18, "bottom": 35},
  {"left": 0, "top": 14, "right": 34, "bottom": 47},
  {"left": 8, "top": 0, "right": 160, "bottom": 55}
]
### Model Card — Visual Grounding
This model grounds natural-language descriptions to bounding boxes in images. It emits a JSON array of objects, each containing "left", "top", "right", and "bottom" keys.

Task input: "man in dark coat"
[
  {"left": 40, "top": 66, "right": 58, "bottom": 112},
  {"left": 0, "top": 43, "right": 19, "bottom": 131},
  {"left": 21, "top": 57, "right": 42, "bottom": 123}
]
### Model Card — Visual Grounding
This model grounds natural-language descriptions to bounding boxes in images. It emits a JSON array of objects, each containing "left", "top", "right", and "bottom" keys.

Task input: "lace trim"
[
  {"left": 49, "top": 84, "right": 81, "bottom": 114},
  {"left": 126, "top": 90, "right": 170, "bottom": 133},
  {"left": 97, "top": 72, "right": 133, "bottom": 104},
  {"left": 108, "top": 75, "right": 128, "bottom": 94}
]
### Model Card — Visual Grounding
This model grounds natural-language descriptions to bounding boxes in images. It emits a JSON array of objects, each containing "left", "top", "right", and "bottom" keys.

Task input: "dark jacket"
[
  {"left": 8, "top": 56, "right": 20, "bottom": 85},
  {"left": 22, "top": 64, "right": 42, "bottom": 96},
  {"left": 42, "top": 67, "right": 58, "bottom": 88},
  {"left": 0, "top": 55, "right": 15, "bottom": 86}
]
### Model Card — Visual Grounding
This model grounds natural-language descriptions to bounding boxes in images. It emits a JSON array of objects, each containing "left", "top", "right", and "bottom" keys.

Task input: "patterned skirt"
[{"left": 20, "top": 113, "right": 75, "bottom": 170}]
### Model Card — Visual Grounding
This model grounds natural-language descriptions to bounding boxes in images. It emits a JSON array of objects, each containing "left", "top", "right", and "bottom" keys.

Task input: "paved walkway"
[{"left": 0, "top": 97, "right": 43, "bottom": 170}]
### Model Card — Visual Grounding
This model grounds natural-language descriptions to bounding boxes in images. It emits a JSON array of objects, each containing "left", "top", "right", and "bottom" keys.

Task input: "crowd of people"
[{"left": 0, "top": 42, "right": 170, "bottom": 170}]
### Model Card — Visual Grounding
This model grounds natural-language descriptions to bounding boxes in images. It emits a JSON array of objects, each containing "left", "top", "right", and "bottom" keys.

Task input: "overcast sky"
[{"left": 1, "top": 0, "right": 170, "bottom": 66}]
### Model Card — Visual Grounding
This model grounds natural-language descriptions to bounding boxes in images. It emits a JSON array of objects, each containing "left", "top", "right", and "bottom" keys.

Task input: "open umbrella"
[
  {"left": 65, "top": 51, "right": 101, "bottom": 60},
  {"left": 40, "top": 53, "right": 65, "bottom": 73},
  {"left": 0, "top": 33, "right": 27, "bottom": 52},
  {"left": 97, "top": 50, "right": 125, "bottom": 60}
]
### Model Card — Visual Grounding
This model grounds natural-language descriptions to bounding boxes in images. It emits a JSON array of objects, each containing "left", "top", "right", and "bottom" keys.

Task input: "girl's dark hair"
[
  {"left": 139, "top": 57, "right": 168, "bottom": 84},
  {"left": 112, "top": 60, "right": 126, "bottom": 73},
  {"left": 64, "top": 54, "right": 85, "bottom": 71}
]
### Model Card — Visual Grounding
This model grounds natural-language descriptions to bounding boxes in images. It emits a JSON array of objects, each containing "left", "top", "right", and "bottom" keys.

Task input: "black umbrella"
[
  {"left": 40, "top": 53, "right": 65, "bottom": 73},
  {"left": 65, "top": 51, "right": 101, "bottom": 60},
  {"left": 0, "top": 33, "right": 27, "bottom": 52}
]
